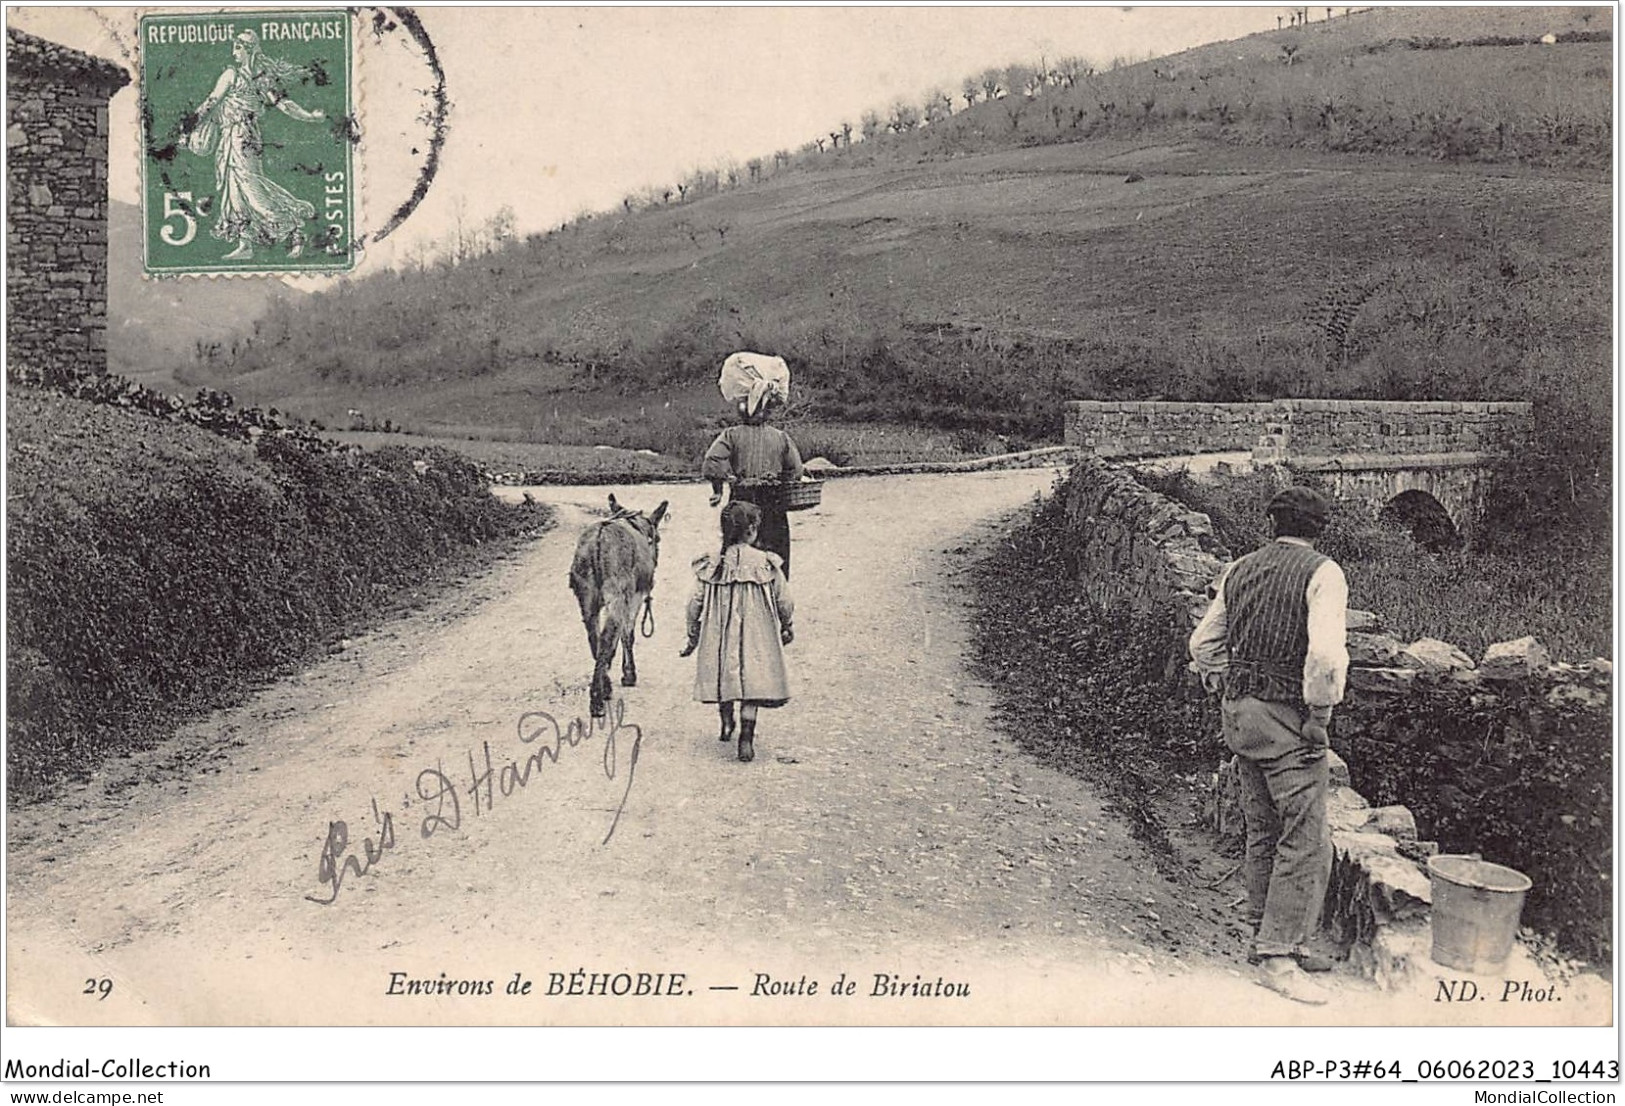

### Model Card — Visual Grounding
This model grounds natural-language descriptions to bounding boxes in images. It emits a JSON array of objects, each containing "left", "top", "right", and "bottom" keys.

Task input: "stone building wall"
[{"left": 6, "top": 29, "right": 129, "bottom": 380}]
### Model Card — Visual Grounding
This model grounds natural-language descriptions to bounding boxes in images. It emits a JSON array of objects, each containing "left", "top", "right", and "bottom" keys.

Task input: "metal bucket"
[{"left": 1427, "top": 854, "right": 1532, "bottom": 973}]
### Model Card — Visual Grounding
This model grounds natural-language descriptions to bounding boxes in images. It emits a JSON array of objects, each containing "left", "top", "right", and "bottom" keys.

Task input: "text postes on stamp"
[{"left": 140, "top": 10, "right": 354, "bottom": 276}]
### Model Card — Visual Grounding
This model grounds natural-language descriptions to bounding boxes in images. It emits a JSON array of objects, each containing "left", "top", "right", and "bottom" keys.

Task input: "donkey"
[{"left": 568, "top": 494, "right": 669, "bottom": 717}]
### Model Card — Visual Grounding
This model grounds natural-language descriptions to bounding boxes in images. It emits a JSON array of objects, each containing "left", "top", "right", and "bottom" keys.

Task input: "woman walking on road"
[
  {"left": 702, "top": 354, "right": 805, "bottom": 578},
  {"left": 680, "top": 502, "right": 795, "bottom": 763}
]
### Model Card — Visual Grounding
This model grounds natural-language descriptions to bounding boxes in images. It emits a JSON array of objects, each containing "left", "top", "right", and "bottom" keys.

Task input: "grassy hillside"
[
  {"left": 105, "top": 201, "right": 303, "bottom": 392},
  {"left": 166, "top": 6, "right": 1610, "bottom": 502}
]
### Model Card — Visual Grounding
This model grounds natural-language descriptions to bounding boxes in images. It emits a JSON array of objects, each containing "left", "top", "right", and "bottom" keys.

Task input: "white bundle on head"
[{"left": 718, "top": 351, "right": 791, "bottom": 416}]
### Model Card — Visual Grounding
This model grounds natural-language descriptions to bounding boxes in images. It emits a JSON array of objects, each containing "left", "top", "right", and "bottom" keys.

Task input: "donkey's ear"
[
  {"left": 608, "top": 493, "right": 621, "bottom": 514},
  {"left": 651, "top": 501, "right": 669, "bottom": 526}
]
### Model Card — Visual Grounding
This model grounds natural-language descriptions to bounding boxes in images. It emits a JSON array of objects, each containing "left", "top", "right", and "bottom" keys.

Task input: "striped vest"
[{"left": 1221, "top": 540, "right": 1328, "bottom": 705}]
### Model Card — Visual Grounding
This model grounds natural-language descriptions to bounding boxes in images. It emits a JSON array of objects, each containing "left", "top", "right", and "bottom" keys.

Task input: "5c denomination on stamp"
[{"left": 139, "top": 9, "right": 355, "bottom": 275}]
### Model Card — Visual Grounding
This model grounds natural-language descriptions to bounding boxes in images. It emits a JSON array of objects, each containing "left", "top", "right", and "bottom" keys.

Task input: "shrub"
[
  {"left": 1338, "top": 678, "right": 1612, "bottom": 968},
  {"left": 7, "top": 419, "right": 549, "bottom": 797},
  {"left": 1137, "top": 466, "right": 1610, "bottom": 661},
  {"left": 970, "top": 475, "right": 1212, "bottom": 869}
]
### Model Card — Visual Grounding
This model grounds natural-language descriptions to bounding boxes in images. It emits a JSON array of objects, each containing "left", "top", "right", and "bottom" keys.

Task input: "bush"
[
  {"left": 970, "top": 476, "right": 1212, "bottom": 869},
  {"left": 1137, "top": 467, "right": 1611, "bottom": 661},
  {"left": 1339, "top": 678, "right": 1612, "bottom": 968},
  {"left": 7, "top": 424, "right": 549, "bottom": 797}
]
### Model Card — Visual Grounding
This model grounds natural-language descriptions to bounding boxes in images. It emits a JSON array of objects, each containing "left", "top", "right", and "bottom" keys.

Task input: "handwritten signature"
[{"left": 306, "top": 699, "right": 643, "bottom": 905}]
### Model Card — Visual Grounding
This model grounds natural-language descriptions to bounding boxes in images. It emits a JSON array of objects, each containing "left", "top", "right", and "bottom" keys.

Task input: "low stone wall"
[
  {"left": 1055, "top": 456, "right": 1610, "bottom": 984},
  {"left": 1059, "top": 456, "right": 1227, "bottom": 621},
  {"left": 1275, "top": 399, "right": 1531, "bottom": 457},
  {"left": 483, "top": 446, "right": 1082, "bottom": 487},
  {"left": 1063, "top": 401, "right": 1274, "bottom": 458}
]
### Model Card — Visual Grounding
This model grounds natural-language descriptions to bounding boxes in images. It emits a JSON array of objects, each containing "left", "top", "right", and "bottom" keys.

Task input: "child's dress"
[{"left": 686, "top": 544, "right": 794, "bottom": 706}]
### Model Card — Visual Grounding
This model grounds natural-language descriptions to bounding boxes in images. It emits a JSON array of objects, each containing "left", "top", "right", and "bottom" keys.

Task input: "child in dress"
[{"left": 679, "top": 501, "right": 794, "bottom": 763}]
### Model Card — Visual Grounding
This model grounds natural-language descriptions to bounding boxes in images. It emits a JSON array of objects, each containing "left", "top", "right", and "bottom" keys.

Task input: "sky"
[{"left": 9, "top": 4, "right": 1288, "bottom": 273}]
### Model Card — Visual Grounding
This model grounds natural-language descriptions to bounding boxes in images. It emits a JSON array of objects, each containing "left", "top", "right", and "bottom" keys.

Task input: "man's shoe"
[
  {"left": 1293, "top": 950, "right": 1336, "bottom": 973},
  {"left": 1256, "top": 957, "right": 1330, "bottom": 1005}
]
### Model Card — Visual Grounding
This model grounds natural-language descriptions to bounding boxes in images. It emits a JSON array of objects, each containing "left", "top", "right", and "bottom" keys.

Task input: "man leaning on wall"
[{"left": 1189, "top": 486, "right": 1349, "bottom": 1005}]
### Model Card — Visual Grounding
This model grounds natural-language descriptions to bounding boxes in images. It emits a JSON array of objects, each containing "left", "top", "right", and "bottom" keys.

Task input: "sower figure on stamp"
[
  {"left": 1189, "top": 486, "right": 1349, "bottom": 1006},
  {"left": 702, "top": 353, "right": 804, "bottom": 579},
  {"left": 184, "top": 30, "right": 325, "bottom": 261},
  {"left": 680, "top": 502, "right": 794, "bottom": 763}
]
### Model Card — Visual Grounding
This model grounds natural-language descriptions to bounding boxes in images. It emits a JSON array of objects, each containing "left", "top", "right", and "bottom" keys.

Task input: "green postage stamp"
[{"left": 140, "top": 10, "right": 355, "bottom": 275}]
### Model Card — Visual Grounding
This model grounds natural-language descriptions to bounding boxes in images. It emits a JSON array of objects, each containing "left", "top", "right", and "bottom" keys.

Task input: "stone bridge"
[{"left": 1063, "top": 399, "right": 1532, "bottom": 541}]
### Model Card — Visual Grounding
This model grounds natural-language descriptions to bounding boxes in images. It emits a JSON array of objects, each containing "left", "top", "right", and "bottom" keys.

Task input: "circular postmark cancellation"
[{"left": 135, "top": 7, "right": 449, "bottom": 277}]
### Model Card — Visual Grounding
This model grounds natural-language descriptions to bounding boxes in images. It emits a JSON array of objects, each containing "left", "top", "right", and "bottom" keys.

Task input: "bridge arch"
[
  {"left": 1381, "top": 489, "right": 1461, "bottom": 551},
  {"left": 1063, "top": 399, "right": 1530, "bottom": 541}
]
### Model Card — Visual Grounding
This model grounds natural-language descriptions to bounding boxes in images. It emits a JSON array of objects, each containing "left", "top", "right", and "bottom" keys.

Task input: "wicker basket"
[
  {"left": 736, "top": 478, "right": 823, "bottom": 512},
  {"left": 781, "top": 479, "right": 823, "bottom": 512}
]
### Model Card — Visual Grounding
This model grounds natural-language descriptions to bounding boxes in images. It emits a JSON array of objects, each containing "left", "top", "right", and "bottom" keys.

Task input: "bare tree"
[
  {"left": 1052, "top": 56, "right": 1090, "bottom": 88},
  {"left": 814, "top": 136, "right": 827, "bottom": 152},
  {"left": 961, "top": 76, "right": 981, "bottom": 108},
  {"left": 486, "top": 204, "right": 516, "bottom": 249},
  {"left": 861, "top": 108, "right": 884, "bottom": 140},
  {"left": 1005, "top": 63, "right": 1036, "bottom": 99},
  {"left": 1281, "top": 42, "right": 1300, "bottom": 65},
  {"left": 450, "top": 195, "right": 471, "bottom": 264},
  {"left": 840, "top": 120, "right": 853, "bottom": 146},
  {"left": 747, "top": 156, "right": 764, "bottom": 182},
  {"left": 979, "top": 67, "right": 1004, "bottom": 101},
  {"left": 888, "top": 99, "right": 920, "bottom": 133}
]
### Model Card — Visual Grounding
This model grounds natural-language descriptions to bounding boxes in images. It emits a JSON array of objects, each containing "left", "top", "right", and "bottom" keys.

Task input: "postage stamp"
[{"left": 139, "top": 9, "right": 354, "bottom": 275}]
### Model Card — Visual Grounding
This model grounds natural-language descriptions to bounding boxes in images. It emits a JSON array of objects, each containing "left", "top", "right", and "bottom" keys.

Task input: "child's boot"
[
  {"left": 738, "top": 718, "right": 756, "bottom": 763},
  {"left": 718, "top": 703, "right": 736, "bottom": 742}
]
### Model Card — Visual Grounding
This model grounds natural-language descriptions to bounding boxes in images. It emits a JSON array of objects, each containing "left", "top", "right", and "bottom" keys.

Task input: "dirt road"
[{"left": 5, "top": 470, "right": 1605, "bottom": 1029}]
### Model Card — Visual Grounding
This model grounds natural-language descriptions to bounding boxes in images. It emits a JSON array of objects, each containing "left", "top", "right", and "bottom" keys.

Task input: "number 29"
[{"left": 83, "top": 977, "right": 113, "bottom": 1000}]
